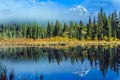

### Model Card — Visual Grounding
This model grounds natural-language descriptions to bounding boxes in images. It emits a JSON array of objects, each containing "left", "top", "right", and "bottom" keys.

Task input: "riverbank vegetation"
[
  {"left": 0, "top": 8, "right": 120, "bottom": 43},
  {"left": 1, "top": 37, "right": 120, "bottom": 48}
]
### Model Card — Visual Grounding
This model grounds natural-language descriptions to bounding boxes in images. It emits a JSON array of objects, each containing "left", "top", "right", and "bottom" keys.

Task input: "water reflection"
[{"left": 0, "top": 45, "right": 120, "bottom": 80}]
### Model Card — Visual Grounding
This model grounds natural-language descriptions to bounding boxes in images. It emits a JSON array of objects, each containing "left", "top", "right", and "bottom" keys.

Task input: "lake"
[{"left": 0, "top": 45, "right": 120, "bottom": 80}]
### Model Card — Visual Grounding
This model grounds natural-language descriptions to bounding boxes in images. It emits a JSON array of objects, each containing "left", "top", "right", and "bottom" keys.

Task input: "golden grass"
[{"left": 0, "top": 36, "right": 120, "bottom": 48}]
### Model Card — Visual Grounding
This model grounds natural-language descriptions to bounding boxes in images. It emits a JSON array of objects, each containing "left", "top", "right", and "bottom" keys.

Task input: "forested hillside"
[{"left": 0, "top": 8, "right": 120, "bottom": 41}]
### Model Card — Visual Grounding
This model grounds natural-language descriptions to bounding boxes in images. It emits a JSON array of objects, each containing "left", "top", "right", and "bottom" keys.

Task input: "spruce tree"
[
  {"left": 32, "top": 22, "right": 38, "bottom": 39},
  {"left": 92, "top": 16, "right": 97, "bottom": 40},
  {"left": 87, "top": 16, "right": 92, "bottom": 39},
  {"left": 62, "top": 23, "right": 68, "bottom": 37},
  {"left": 53, "top": 20, "right": 61, "bottom": 36},
  {"left": 47, "top": 22, "right": 52, "bottom": 38},
  {"left": 107, "top": 16, "right": 112, "bottom": 40},
  {"left": 111, "top": 13, "right": 117, "bottom": 39},
  {"left": 69, "top": 20, "right": 74, "bottom": 38},
  {"left": 97, "top": 8, "right": 104, "bottom": 40}
]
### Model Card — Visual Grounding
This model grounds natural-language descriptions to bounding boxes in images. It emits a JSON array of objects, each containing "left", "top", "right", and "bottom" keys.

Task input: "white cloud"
[{"left": 0, "top": 0, "right": 89, "bottom": 23}]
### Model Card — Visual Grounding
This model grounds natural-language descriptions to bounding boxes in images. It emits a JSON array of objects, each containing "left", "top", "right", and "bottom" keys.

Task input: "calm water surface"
[{"left": 0, "top": 45, "right": 120, "bottom": 80}]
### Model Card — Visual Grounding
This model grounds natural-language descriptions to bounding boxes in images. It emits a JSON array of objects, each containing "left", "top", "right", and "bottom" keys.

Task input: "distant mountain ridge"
[{"left": 70, "top": 5, "right": 88, "bottom": 15}]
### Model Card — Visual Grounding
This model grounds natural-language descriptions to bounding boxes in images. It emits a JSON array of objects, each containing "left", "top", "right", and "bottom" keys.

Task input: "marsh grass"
[
  {"left": 0, "top": 63, "right": 44, "bottom": 80},
  {"left": 0, "top": 63, "right": 14, "bottom": 80},
  {"left": 0, "top": 36, "right": 120, "bottom": 48}
]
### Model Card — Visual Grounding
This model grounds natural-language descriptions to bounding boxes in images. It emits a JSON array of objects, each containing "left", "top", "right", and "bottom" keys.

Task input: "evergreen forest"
[{"left": 0, "top": 8, "right": 120, "bottom": 41}]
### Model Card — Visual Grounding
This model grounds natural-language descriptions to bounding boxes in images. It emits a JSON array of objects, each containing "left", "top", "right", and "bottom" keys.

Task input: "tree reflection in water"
[{"left": 0, "top": 45, "right": 119, "bottom": 80}]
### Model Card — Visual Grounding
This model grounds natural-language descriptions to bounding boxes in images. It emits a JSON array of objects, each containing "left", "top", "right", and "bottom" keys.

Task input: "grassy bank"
[{"left": 0, "top": 37, "right": 120, "bottom": 47}]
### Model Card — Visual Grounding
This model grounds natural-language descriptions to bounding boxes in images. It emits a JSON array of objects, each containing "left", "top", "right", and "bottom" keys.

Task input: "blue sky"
[{"left": 0, "top": 0, "right": 119, "bottom": 23}]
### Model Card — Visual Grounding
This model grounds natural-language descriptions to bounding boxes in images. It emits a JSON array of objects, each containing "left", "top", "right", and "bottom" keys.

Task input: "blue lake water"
[{"left": 0, "top": 45, "right": 120, "bottom": 80}]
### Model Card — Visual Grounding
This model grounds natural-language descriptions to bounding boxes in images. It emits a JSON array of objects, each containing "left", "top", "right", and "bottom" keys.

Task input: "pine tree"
[
  {"left": 32, "top": 22, "right": 38, "bottom": 39},
  {"left": 29, "top": 25, "right": 33, "bottom": 38},
  {"left": 103, "top": 12, "right": 108, "bottom": 37},
  {"left": 27, "top": 25, "right": 31, "bottom": 38},
  {"left": 69, "top": 20, "right": 74, "bottom": 38},
  {"left": 76, "top": 24, "right": 82, "bottom": 40},
  {"left": 47, "top": 22, "right": 52, "bottom": 38},
  {"left": 92, "top": 16, "right": 97, "bottom": 40},
  {"left": 62, "top": 23, "right": 68, "bottom": 37},
  {"left": 63, "top": 23, "right": 68, "bottom": 32},
  {"left": 53, "top": 20, "right": 62, "bottom": 36},
  {"left": 79, "top": 20, "right": 84, "bottom": 40},
  {"left": 79, "top": 20, "right": 83, "bottom": 26},
  {"left": 97, "top": 8, "right": 104, "bottom": 40},
  {"left": 111, "top": 13, "right": 117, "bottom": 39},
  {"left": 87, "top": 16, "right": 92, "bottom": 39},
  {"left": 107, "top": 16, "right": 112, "bottom": 40},
  {"left": 12, "top": 25, "right": 16, "bottom": 39},
  {"left": 22, "top": 24, "right": 28, "bottom": 38}
]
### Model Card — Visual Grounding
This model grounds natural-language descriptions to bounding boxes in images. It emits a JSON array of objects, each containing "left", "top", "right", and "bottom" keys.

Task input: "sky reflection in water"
[{"left": 0, "top": 45, "right": 120, "bottom": 80}]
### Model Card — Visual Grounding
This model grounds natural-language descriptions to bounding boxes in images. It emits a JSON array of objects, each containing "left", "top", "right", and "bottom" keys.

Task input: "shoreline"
[{"left": 0, "top": 38, "right": 120, "bottom": 48}]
